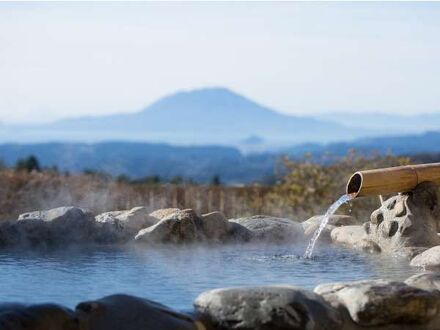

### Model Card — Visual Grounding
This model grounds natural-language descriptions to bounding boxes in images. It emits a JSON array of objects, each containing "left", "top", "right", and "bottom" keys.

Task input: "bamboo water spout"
[{"left": 346, "top": 163, "right": 440, "bottom": 198}]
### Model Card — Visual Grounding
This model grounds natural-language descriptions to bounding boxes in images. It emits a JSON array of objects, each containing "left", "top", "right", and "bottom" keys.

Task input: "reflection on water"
[{"left": 0, "top": 243, "right": 418, "bottom": 310}]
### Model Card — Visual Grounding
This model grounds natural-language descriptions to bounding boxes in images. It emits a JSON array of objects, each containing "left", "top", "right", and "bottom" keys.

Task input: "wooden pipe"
[{"left": 346, "top": 163, "right": 440, "bottom": 198}]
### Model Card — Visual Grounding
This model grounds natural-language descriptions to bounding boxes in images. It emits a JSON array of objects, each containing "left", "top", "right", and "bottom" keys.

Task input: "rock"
[
  {"left": 226, "top": 222, "right": 252, "bottom": 242},
  {"left": 366, "top": 182, "right": 440, "bottom": 253},
  {"left": 149, "top": 208, "right": 180, "bottom": 220},
  {"left": 0, "top": 303, "right": 77, "bottom": 330},
  {"left": 75, "top": 294, "right": 196, "bottom": 330},
  {"left": 0, "top": 219, "right": 55, "bottom": 248},
  {"left": 314, "top": 279, "right": 440, "bottom": 327},
  {"left": 352, "top": 238, "right": 381, "bottom": 253},
  {"left": 406, "top": 272, "right": 440, "bottom": 292},
  {"left": 200, "top": 211, "right": 230, "bottom": 241},
  {"left": 94, "top": 207, "right": 158, "bottom": 242},
  {"left": 303, "top": 223, "right": 335, "bottom": 243},
  {"left": 330, "top": 225, "right": 367, "bottom": 248},
  {"left": 229, "top": 215, "right": 304, "bottom": 243},
  {"left": 302, "top": 215, "right": 360, "bottom": 230},
  {"left": 194, "top": 285, "right": 342, "bottom": 330},
  {"left": 395, "top": 246, "right": 428, "bottom": 260},
  {"left": 96, "top": 207, "right": 157, "bottom": 232},
  {"left": 135, "top": 209, "right": 204, "bottom": 244},
  {"left": 15, "top": 207, "right": 95, "bottom": 245},
  {"left": 410, "top": 246, "right": 440, "bottom": 270},
  {"left": 302, "top": 215, "right": 359, "bottom": 244}
]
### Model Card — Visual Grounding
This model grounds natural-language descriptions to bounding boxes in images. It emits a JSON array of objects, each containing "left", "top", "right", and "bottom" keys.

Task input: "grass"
[{"left": 0, "top": 152, "right": 411, "bottom": 222}]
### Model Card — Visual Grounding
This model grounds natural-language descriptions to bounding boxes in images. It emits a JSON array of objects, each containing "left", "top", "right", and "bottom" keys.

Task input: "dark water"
[{"left": 0, "top": 243, "right": 418, "bottom": 310}]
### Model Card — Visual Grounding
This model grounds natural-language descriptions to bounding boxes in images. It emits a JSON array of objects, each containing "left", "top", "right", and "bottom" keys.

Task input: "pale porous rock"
[
  {"left": 194, "top": 285, "right": 342, "bottom": 330},
  {"left": 410, "top": 246, "right": 440, "bottom": 270},
  {"left": 314, "top": 279, "right": 440, "bottom": 327},
  {"left": 229, "top": 215, "right": 304, "bottom": 243},
  {"left": 330, "top": 225, "right": 366, "bottom": 246},
  {"left": 75, "top": 294, "right": 196, "bottom": 330},
  {"left": 94, "top": 207, "right": 158, "bottom": 242},
  {"left": 200, "top": 211, "right": 230, "bottom": 241},
  {"left": 135, "top": 209, "right": 204, "bottom": 244},
  {"left": 96, "top": 207, "right": 157, "bottom": 232},
  {"left": 406, "top": 272, "right": 440, "bottom": 292},
  {"left": 365, "top": 182, "right": 440, "bottom": 253},
  {"left": 330, "top": 225, "right": 381, "bottom": 252},
  {"left": 0, "top": 303, "right": 77, "bottom": 330},
  {"left": 15, "top": 206, "right": 96, "bottom": 244}
]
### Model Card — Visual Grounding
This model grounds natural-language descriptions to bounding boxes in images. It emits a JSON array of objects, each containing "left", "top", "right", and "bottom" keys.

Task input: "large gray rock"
[
  {"left": 75, "top": 294, "right": 196, "bottom": 330},
  {"left": 194, "top": 285, "right": 342, "bottom": 330},
  {"left": 226, "top": 222, "right": 253, "bottom": 242},
  {"left": 0, "top": 303, "right": 77, "bottom": 330},
  {"left": 314, "top": 279, "right": 440, "bottom": 327},
  {"left": 94, "top": 207, "right": 158, "bottom": 242},
  {"left": 330, "top": 225, "right": 380, "bottom": 252},
  {"left": 149, "top": 208, "right": 180, "bottom": 221},
  {"left": 406, "top": 272, "right": 440, "bottom": 291},
  {"left": 200, "top": 211, "right": 230, "bottom": 241},
  {"left": 410, "top": 246, "right": 440, "bottom": 270},
  {"left": 135, "top": 209, "right": 204, "bottom": 244},
  {"left": 303, "top": 215, "right": 360, "bottom": 243},
  {"left": 229, "top": 216, "right": 304, "bottom": 243},
  {"left": 365, "top": 182, "right": 440, "bottom": 253},
  {"left": 14, "top": 206, "right": 95, "bottom": 245},
  {"left": 330, "top": 225, "right": 366, "bottom": 246},
  {"left": 96, "top": 207, "right": 157, "bottom": 232}
]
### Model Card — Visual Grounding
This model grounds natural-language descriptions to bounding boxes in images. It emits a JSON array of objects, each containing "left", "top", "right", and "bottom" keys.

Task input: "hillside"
[
  {"left": 285, "top": 131, "right": 440, "bottom": 158},
  {"left": 0, "top": 142, "right": 278, "bottom": 184},
  {"left": 1, "top": 131, "right": 440, "bottom": 185}
]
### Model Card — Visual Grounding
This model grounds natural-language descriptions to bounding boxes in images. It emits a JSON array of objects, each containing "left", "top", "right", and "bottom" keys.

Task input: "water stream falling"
[{"left": 304, "top": 193, "right": 356, "bottom": 259}]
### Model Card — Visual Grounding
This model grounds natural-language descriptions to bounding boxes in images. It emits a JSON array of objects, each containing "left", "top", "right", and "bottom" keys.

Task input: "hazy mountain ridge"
[
  {"left": 1, "top": 131, "right": 440, "bottom": 184},
  {"left": 316, "top": 112, "right": 440, "bottom": 133},
  {"left": 0, "top": 88, "right": 363, "bottom": 147}
]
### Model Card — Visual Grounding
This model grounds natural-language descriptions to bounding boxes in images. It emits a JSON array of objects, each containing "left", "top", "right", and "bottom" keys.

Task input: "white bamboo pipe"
[{"left": 346, "top": 163, "right": 440, "bottom": 198}]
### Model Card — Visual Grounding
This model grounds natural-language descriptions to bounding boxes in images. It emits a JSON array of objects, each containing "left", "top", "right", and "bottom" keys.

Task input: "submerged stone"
[{"left": 194, "top": 285, "right": 343, "bottom": 330}]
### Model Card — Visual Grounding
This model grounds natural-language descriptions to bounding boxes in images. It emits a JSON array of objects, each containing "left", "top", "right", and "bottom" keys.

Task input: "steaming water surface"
[{"left": 0, "top": 244, "right": 418, "bottom": 310}]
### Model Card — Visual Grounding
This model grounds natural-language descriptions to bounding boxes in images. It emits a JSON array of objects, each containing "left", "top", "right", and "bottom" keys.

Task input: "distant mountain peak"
[{"left": 143, "top": 86, "right": 268, "bottom": 115}]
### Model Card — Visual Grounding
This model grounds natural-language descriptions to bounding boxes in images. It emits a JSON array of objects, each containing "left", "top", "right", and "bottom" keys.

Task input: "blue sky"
[{"left": 1, "top": 2, "right": 440, "bottom": 123}]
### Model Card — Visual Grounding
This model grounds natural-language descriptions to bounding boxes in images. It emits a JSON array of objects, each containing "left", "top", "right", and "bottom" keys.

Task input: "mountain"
[
  {"left": 1, "top": 131, "right": 440, "bottom": 184},
  {"left": 316, "top": 112, "right": 440, "bottom": 134},
  {"left": 0, "top": 142, "right": 278, "bottom": 184},
  {"left": 285, "top": 131, "right": 440, "bottom": 158},
  {"left": 0, "top": 88, "right": 364, "bottom": 147}
]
